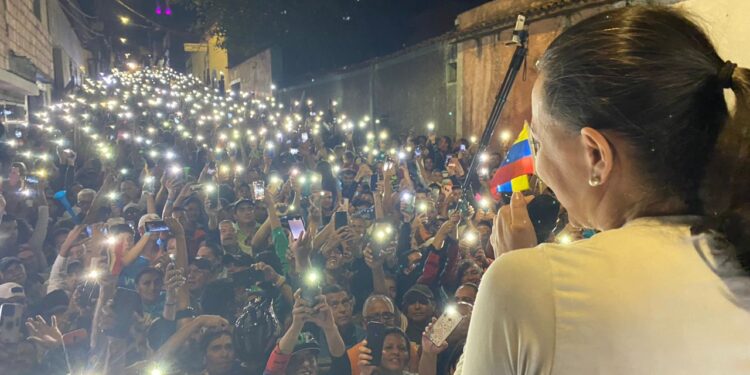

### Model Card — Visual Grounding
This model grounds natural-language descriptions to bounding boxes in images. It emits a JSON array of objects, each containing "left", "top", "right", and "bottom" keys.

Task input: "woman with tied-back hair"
[{"left": 462, "top": 6, "right": 750, "bottom": 375}]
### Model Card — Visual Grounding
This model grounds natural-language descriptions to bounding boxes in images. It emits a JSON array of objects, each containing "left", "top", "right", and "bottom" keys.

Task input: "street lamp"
[
  {"left": 119, "top": 16, "right": 130, "bottom": 25},
  {"left": 119, "top": 37, "right": 128, "bottom": 44}
]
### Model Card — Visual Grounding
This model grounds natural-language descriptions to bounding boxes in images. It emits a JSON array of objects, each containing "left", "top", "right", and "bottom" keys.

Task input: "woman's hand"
[
  {"left": 490, "top": 192, "right": 537, "bottom": 255},
  {"left": 421, "top": 318, "right": 449, "bottom": 355},
  {"left": 357, "top": 339, "right": 376, "bottom": 375}
]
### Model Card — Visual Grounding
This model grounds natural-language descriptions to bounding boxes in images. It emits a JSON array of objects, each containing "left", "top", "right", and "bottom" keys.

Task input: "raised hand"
[
  {"left": 164, "top": 262, "right": 186, "bottom": 293},
  {"left": 26, "top": 315, "right": 63, "bottom": 349}
]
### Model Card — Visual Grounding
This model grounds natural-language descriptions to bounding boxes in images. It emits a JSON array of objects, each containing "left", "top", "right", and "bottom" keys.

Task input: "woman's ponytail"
[{"left": 701, "top": 65, "right": 750, "bottom": 270}]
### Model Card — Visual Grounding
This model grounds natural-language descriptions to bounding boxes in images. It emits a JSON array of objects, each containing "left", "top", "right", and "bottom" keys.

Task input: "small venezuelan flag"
[{"left": 489, "top": 121, "right": 535, "bottom": 199}]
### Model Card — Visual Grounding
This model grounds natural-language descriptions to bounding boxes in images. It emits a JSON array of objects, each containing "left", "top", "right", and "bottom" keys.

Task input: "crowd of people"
[{"left": 0, "top": 66, "right": 544, "bottom": 375}]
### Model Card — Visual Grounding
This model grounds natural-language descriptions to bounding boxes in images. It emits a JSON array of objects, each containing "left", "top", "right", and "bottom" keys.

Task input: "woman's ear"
[{"left": 580, "top": 127, "right": 614, "bottom": 185}]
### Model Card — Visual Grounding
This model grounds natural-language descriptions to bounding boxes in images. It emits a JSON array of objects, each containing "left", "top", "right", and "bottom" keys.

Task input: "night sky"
[{"left": 76, "top": 0, "right": 492, "bottom": 86}]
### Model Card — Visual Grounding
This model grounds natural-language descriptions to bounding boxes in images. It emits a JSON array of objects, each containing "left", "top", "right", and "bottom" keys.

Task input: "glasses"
[{"left": 364, "top": 312, "right": 396, "bottom": 324}]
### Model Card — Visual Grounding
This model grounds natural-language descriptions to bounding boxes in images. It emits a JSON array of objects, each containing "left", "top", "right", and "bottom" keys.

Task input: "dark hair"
[
  {"left": 135, "top": 267, "right": 163, "bottom": 285},
  {"left": 200, "top": 329, "right": 233, "bottom": 354},
  {"left": 538, "top": 6, "right": 750, "bottom": 269},
  {"left": 322, "top": 284, "right": 348, "bottom": 296},
  {"left": 382, "top": 327, "right": 411, "bottom": 363},
  {"left": 201, "top": 242, "right": 225, "bottom": 259}
]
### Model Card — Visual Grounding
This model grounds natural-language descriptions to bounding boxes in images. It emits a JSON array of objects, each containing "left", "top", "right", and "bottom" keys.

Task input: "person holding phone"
[
  {"left": 263, "top": 290, "right": 345, "bottom": 375},
  {"left": 357, "top": 327, "right": 415, "bottom": 375}
]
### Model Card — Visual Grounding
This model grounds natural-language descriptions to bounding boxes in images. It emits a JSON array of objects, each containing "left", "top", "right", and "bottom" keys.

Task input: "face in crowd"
[
  {"left": 404, "top": 293, "right": 434, "bottom": 325},
  {"left": 454, "top": 284, "right": 477, "bottom": 306},
  {"left": 324, "top": 290, "right": 354, "bottom": 328},
  {"left": 136, "top": 270, "right": 163, "bottom": 305},
  {"left": 363, "top": 295, "right": 397, "bottom": 329},
  {"left": 204, "top": 332, "right": 235, "bottom": 375},
  {"left": 219, "top": 221, "right": 238, "bottom": 246},
  {"left": 381, "top": 332, "right": 410, "bottom": 372},
  {"left": 287, "top": 350, "right": 318, "bottom": 375}
]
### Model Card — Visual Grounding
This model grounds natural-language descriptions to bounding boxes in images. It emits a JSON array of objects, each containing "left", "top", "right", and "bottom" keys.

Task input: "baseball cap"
[
  {"left": 403, "top": 284, "right": 435, "bottom": 303},
  {"left": 232, "top": 198, "right": 255, "bottom": 213},
  {"left": 0, "top": 257, "right": 22, "bottom": 272},
  {"left": 293, "top": 331, "right": 320, "bottom": 355},
  {"left": 28, "top": 289, "right": 69, "bottom": 318},
  {"left": 0, "top": 282, "right": 25, "bottom": 300}
]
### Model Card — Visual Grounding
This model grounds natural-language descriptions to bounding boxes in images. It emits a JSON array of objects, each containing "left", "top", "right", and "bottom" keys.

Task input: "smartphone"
[
  {"left": 24, "top": 176, "right": 39, "bottom": 185},
  {"left": 105, "top": 288, "right": 143, "bottom": 338},
  {"left": 231, "top": 268, "right": 264, "bottom": 289},
  {"left": 0, "top": 303, "right": 23, "bottom": 344},
  {"left": 300, "top": 269, "right": 321, "bottom": 305},
  {"left": 301, "top": 132, "right": 309, "bottom": 143},
  {"left": 366, "top": 322, "right": 386, "bottom": 366},
  {"left": 429, "top": 305, "right": 465, "bottom": 346},
  {"left": 207, "top": 161, "right": 217, "bottom": 176},
  {"left": 253, "top": 181, "right": 265, "bottom": 201},
  {"left": 288, "top": 218, "right": 305, "bottom": 240},
  {"left": 290, "top": 148, "right": 299, "bottom": 155},
  {"left": 145, "top": 220, "right": 170, "bottom": 233},
  {"left": 526, "top": 194, "right": 562, "bottom": 244},
  {"left": 460, "top": 144, "right": 467, "bottom": 152},
  {"left": 62, "top": 328, "right": 88, "bottom": 346},
  {"left": 190, "top": 184, "right": 204, "bottom": 192},
  {"left": 414, "top": 147, "right": 422, "bottom": 157},
  {"left": 334, "top": 211, "right": 348, "bottom": 230}
]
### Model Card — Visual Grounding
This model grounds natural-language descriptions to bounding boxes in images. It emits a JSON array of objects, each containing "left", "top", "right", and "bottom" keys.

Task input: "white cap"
[{"left": 0, "top": 282, "right": 25, "bottom": 300}]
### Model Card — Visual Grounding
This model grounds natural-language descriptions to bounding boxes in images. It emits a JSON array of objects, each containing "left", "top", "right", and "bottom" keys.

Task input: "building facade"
[
  {"left": 0, "top": 0, "right": 54, "bottom": 124},
  {"left": 227, "top": 47, "right": 281, "bottom": 98},
  {"left": 184, "top": 34, "right": 228, "bottom": 90}
]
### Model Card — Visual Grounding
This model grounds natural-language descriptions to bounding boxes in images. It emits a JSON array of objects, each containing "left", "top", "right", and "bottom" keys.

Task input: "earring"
[{"left": 588, "top": 175, "right": 602, "bottom": 187}]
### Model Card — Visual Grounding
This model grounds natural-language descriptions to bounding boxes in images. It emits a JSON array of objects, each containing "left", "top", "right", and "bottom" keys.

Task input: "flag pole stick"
[{"left": 460, "top": 15, "right": 529, "bottom": 203}]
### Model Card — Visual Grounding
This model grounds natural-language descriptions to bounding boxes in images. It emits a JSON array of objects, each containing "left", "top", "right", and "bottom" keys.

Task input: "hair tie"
[{"left": 718, "top": 61, "right": 737, "bottom": 89}]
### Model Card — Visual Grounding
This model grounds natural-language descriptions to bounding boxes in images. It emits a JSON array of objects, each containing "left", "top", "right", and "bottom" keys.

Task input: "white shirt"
[{"left": 462, "top": 216, "right": 750, "bottom": 374}]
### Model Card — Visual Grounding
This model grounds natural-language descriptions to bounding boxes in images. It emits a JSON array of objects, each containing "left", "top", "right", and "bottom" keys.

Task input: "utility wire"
[
  {"left": 61, "top": 0, "right": 96, "bottom": 19},
  {"left": 58, "top": 0, "right": 105, "bottom": 37}
]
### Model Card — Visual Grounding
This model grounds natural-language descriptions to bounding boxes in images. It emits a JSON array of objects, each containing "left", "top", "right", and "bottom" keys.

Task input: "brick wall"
[
  {"left": 0, "top": 0, "right": 8, "bottom": 71},
  {"left": 2, "top": 0, "right": 53, "bottom": 78}
]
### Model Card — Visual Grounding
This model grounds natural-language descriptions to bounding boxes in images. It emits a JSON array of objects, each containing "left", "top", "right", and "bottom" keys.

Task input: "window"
[
  {"left": 33, "top": 0, "right": 42, "bottom": 21},
  {"left": 446, "top": 43, "right": 458, "bottom": 84}
]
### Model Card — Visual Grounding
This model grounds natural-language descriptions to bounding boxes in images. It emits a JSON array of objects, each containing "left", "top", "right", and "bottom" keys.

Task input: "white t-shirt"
[{"left": 461, "top": 216, "right": 750, "bottom": 374}]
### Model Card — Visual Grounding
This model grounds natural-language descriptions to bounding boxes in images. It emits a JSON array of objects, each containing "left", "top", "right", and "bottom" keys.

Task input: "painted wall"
[
  {"left": 47, "top": 0, "right": 89, "bottom": 92},
  {"left": 185, "top": 35, "right": 228, "bottom": 86},
  {"left": 228, "top": 48, "right": 275, "bottom": 98}
]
